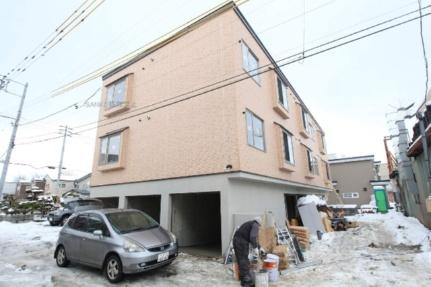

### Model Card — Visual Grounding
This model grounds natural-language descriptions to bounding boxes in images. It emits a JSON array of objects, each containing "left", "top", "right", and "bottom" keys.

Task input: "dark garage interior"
[
  {"left": 126, "top": 195, "right": 161, "bottom": 223},
  {"left": 170, "top": 192, "right": 221, "bottom": 256},
  {"left": 98, "top": 197, "right": 119, "bottom": 208}
]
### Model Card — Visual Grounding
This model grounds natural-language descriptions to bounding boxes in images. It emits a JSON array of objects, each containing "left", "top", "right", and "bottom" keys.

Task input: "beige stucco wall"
[
  {"left": 328, "top": 160, "right": 374, "bottom": 205},
  {"left": 91, "top": 8, "right": 329, "bottom": 190}
]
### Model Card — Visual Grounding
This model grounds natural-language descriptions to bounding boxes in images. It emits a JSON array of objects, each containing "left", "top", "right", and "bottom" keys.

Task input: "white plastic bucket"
[
  {"left": 255, "top": 271, "right": 269, "bottom": 287},
  {"left": 264, "top": 254, "right": 279, "bottom": 282}
]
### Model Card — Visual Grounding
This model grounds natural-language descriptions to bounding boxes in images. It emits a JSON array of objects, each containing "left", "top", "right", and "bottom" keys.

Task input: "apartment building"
[{"left": 90, "top": 1, "right": 331, "bottom": 255}]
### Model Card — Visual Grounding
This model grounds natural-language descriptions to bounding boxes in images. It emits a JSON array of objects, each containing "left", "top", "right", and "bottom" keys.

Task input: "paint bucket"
[
  {"left": 254, "top": 270, "right": 269, "bottom": 287},
  {"left": 263, "top": 255, "right": 279, "bottom": 282}
]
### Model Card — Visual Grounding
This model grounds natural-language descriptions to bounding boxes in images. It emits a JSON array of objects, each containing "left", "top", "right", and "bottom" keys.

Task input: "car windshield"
[{"left": 106, "top": 211, "right": 159, "bottom": 234}]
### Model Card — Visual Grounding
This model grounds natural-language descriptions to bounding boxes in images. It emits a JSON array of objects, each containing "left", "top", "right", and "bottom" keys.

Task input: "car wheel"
[
  {"left": 49, "top": 221, "right": 56, "bottom": 226},
  {"left": 60, "top": 215, "right": 70, "bottom": 226},
  {"left": 104, "top": 255, "right": 124, "bottom": 283},
  {"left": 56, "top": 246, "right": 69, "bottom": 267}
]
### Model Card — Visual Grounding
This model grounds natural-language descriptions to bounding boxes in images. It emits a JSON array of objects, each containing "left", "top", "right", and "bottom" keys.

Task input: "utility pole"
[
  {"left": 56, "top": 125, "right": 72, "bottom": 197},
  {"left": 0, "top": 77, "right": 28, "bottom": 200}
]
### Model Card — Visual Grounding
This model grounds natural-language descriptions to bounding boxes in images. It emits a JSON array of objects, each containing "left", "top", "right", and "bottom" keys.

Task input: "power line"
[
  {"left": 6, "top": 0, "right": 92, "bottom": 77},
  {"left": 417, "top": 0, "right": 430, "bottom": 100},
  {"left": 66, "top": 9, "right": 431, "bottom": 135},
  {"left": 70, "top": 5, "right": 431, "bottom": 131},
  {"left": 14, "top": 6, "right": 431, "bottom": 144},
  {"left": 19, "top": 87, "right": 100, "bottom": 126},
  {"left": 6, "top": 0, "right": 105, "bottom": 79}
]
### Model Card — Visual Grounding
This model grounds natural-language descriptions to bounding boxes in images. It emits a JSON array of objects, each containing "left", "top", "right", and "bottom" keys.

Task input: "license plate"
[{"left": 157, "top": 252, "right": 169, "bottom": 262}]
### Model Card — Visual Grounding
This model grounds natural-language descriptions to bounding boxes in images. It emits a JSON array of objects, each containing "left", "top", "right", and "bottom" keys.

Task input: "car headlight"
[
  {"left": 169, "top": 232, "right": 177, "bottom": 244},
  {"left": 123, "top": 239, "right": 145, "bottom": 253}
]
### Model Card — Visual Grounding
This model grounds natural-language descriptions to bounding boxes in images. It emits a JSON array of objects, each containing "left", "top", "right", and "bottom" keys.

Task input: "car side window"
[
  {"left": 67, "top": 216, "right": 76, "bottom": 227},
  {"left": 87, "top": 214, "right": 110, "bottom": 236},
  {"left": 71, "top": 215, "right": 87, "bottom": 231}
]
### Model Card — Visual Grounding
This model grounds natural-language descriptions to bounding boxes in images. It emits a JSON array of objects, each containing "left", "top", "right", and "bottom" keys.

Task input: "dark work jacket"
[{"left": 234, "top": 220, "right": 260, "bottom": 248}]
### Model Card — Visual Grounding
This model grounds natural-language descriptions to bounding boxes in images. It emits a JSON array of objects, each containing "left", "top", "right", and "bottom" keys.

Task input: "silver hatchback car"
[{"left": 54, "top": 209, "right": 178, "bottom": 283}]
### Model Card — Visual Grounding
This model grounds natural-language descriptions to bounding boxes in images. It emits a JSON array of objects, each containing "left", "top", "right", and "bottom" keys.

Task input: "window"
[
  {"left": 106, "top": 77, "right": 126, "bottom": 109},
  {"left": 71, "top": 215, "right": 87, "bottom": 231},
  {"left": 306, "top": 149, "right": 319, "bottom": 175},
  {"left": 59, "top": 183, "right": 66, "bottom": 188},
  {"left": 87, "top": 214, "right": 110, "bottom": 236},
  {"left": 301, "top": 109, "right": 314, "bottom": 135},
  {"left": 277, "top": 77, "right": 288, "bottom": 110},
  {"left": 342, "top": 192, "right": 359, "bottom": 199},
  {"left": 282, "top": 129, "right": 294, "bottom": 164},
  {"left": 99, "top": 132, "right": 121, "bottom": 165},
  {"left": 246, "top": 110, "right": 265, "bottom": 151},
  {"left": 241, "top": 42, "right": 260, "bottom": 83}
]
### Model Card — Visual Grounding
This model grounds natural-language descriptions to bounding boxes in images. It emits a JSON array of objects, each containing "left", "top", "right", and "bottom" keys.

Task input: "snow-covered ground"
[{"left": 0, "top": 211, "right": 430, "bottom": 287}]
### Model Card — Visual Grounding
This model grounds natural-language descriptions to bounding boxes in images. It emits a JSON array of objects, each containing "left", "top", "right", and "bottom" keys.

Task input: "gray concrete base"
[{"left": 91, "top": 171, "right": 329, "bottom": 255}]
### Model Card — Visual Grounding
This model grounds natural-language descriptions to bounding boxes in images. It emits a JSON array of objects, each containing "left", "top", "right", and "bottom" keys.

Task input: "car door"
[
  {"left": 66, "top": 214, "right": 88, "bottom": 262},
  {"left": 79, "top": 213, "right": 112, "bottom": 268}
]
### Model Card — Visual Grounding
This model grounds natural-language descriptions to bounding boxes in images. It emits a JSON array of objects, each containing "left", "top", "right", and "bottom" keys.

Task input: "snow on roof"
[
  {"left": 297, "top": 195, "right": 327, "bottom": 206},
  {"left": 42, "top": 169, "right": 90, "bottom": 182}
]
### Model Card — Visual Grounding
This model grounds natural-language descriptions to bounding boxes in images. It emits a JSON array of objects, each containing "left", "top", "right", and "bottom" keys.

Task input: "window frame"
[
  {"left": 281, "top": 128, "right": 295, "bottom": 165},
  {"left": 306, "top": 149, "right": 319, "bottom": 175},
  {"left": 277, "top": 77, "right": 289, "bottom": 111},
  {"left": 105, "top": 77, "right": 127, "bottom": 110},
  {"left": 241, "top": 41, "right": 260, "bottom": 84},
  {"left": 342, "top": 192, "right": 360, "bottom": 199},
  {"left": 87, "top": 213, "right": 110, "bottom": 237},
  {"left": 245, "top": 110, "right": 266, "bottom": 151},
  {"left": 99, "top": 132, "right": 122, "bottom": 166}
]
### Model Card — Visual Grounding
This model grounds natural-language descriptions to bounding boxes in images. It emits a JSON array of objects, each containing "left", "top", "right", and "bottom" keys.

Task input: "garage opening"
[
  {"left": 126, "top": 195, "right": 161, "bottom": 223},
  {"left": 284, "top": 194, "right": 302, "bottom": 225},
  {"left": 171, "top": 192, "right": 221, "bottom": 256},
  {"left": 97, "top": 197, "right": 119, "bottom": 208}
]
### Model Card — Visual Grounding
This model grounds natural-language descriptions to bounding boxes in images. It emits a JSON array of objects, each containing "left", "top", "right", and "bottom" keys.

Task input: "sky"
[{"left": 0, "top": 0, "right": 430, "bottom": 180}]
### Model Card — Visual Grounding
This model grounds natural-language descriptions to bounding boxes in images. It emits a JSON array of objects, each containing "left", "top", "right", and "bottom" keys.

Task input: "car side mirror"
[{"left": 93, "top": 230, "right": 103, "bottom": 237}]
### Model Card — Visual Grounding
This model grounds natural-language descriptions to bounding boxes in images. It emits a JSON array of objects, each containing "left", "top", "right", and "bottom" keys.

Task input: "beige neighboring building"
[
  {"left": 328, "top": 155, "right": 391, "bottom": 206},
  {"left": 90, "top": 1, "right": 332, "bottom": 254}
]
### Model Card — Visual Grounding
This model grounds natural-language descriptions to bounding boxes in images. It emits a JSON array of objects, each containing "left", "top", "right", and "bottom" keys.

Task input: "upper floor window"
[
  {"left": 282, "top": 129, "right": 294, "bottom": 164},
  {"left": 99, "top": 132, "right": 121, "bottom": 165},
  {"left": 241, "top": 42, "right": 260, "bottom": 83},
  {"left": 106, "top": 77, "right": 126, "bottom": 109},
  {"left": 306, "top": 149, "right": 319, "bottom": 175},
  {"left": 246, "top": 110, "right": 265, "bottom": 151},
  {"left": 277, "top": 77, "right": 288, "bottom": 110},
  {"left": 301, "top": 109, "right": 314, "bottom": 136}
]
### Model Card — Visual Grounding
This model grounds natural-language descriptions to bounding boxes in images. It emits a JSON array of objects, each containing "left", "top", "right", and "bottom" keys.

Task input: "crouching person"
[{"left": 233, "top": 217, "right": 262, "bottom": 287}]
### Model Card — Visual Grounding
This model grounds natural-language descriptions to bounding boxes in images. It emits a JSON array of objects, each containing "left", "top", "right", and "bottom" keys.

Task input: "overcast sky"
[{"left": 0, "top": 0, "right": 430, "bottom": 180}]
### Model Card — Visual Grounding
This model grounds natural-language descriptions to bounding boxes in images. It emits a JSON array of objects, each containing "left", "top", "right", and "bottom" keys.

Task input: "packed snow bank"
[
  {"left": 297, "top": 195, "right": 327, "bottom": 206},
  {"left": 351, "top": 211, "right": 431, "bottom": 251}
]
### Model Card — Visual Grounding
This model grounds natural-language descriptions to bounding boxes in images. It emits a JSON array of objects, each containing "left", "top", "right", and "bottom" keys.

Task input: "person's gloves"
[{"left": 252, "top": 248, "right": 259, "bottom": 258}]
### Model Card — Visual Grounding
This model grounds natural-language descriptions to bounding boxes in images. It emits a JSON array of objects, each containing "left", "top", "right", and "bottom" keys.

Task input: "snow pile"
[
  {"left": 297, "top": 195, "right": 327, "bottom": 207},
  {"left": 353, "top": 211, "right": 430, "bottom": 251}
]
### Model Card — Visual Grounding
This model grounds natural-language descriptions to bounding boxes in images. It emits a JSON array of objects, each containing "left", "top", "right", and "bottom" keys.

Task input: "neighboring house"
[
  {"left": 406, "top": 91, "right": 431, "bottom": 229},
  {"left": 90, "top": 1, "right": 332, "bottom": 255},
  {"left": 2, "top": 182, "right": 18, "bottom": 196},
  {"left": 328, "top": 155, "right": 390, "bottom": 205},
  {"left": 44, "top": 171, "right": 91, "bottom": 197},
  {"left": 73, "top": 173, "right": 91, "bottom": 197}
]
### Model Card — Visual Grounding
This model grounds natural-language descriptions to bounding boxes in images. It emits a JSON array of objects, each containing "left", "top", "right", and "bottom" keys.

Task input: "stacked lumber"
[
  {"left": 320, "top": 211, "right": 334, "bottom": 232},
  {"left": 258, "top": 226, "right": 277, "bottom": 253},
  {"left": 272, "top": 245, "right": 289, "bottom": 270},
  {"left": 289, "top": 226, "right": 310, "bottom": 250}
]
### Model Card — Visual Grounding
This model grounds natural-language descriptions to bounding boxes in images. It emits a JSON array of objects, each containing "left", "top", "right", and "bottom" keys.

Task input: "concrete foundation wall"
[{"left": 91, "top": 172, "right": 327, "bottom": 253}]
